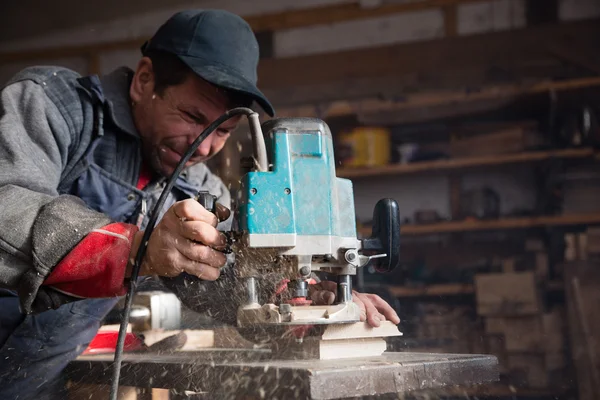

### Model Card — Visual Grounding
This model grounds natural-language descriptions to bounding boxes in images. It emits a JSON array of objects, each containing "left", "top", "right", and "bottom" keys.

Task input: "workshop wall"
[
  {"left": 0, "top": 0, "right": 598, "bottom": 222},
  {"left": 2, "top": 2, "right": 600, "bottom": 396}
]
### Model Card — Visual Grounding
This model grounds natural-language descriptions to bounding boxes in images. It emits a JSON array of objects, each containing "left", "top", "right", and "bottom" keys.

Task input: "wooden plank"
[
  {"left": 475, "top": 272, "right": 541, "bottom": 316},
  {"left": 449, "top": 174, "right": 462, "bottom": 220},
  {"left": 258, "top": 18, "right": 600, "bottom": 90},
  {"left": 0, "top": 0, "right": 485, "bottom": 66},
  {"left": 547, "top": 39, "right": 600, "bottom": 75},
  {"left": 277, "top": 77, "right": 600, "bottom": 119},
  {"left": 272, "top": 321, "right": 401, "bottom": 360},
  {"left": 247, "top": 0, "right": 484, "bottom": 33},
  {"left": 67, "top": 383, "right": 138, "bottom": 400},
  {"left": 0, "top": 38, "right": 147, "bottom": 64},
  {"left": 87, "top": 53, "right": 100, "bottom": 75},
  {"left": 263, "top": 60, "right": 567, "bottom": 109},
  {"left": 444, "top": 5, "right": 458, "bottom": 37},
  {"left": 359, "top": 212, "right": 600, "bottom": 236},
  {"left": 387, "top": 283, "right": 474, "bottom": 298},
  {"left": 338, "top": 147, "right": 596, "bottom": 178},
  {"left": 485, "top": 316, "right": 545, "bottom": 352},
  {"left": 383, "top": 281, "right": 564, "bottom": 299},
  {"left": 565, "top": 262, "right": 600, "bottom": 400}
]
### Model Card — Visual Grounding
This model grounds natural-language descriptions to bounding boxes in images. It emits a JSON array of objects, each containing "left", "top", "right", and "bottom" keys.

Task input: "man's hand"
[
  {"left": 309, "top": 281, "right": 400, "bottom": 328},
  {"left": 127, "top": 199, "right": 229, "bottom": 280}
]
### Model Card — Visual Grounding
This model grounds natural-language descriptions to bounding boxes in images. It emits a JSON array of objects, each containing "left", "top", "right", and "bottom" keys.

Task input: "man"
[{"left": 0, "top": 9, "right": 400, "bottom": 399}]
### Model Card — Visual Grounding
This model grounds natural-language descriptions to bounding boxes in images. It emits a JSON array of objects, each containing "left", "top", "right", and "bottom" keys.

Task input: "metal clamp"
[{"left": 344, "top": 249, "right": 387, "bottom": 268}]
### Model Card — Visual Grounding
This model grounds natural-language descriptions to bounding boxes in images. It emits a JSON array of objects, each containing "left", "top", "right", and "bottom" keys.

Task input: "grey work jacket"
[{"left": 0, "top": 65, "right": 249, "bottom": 322}]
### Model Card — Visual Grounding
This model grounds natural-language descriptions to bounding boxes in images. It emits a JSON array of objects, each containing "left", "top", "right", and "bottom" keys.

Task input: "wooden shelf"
[
  {"left": 359, "top": 213, "right": 600, "bottom": 236},
  {"left": 337, "top": 147, "right": 596, "bottom": 178},
  {"left": 386, "top": 283, "right": 474, "bottom": 298},
  {"left": 277, "top": 77, "right": 600, "bottom": 120},
  {"left": 383, "top": 282, "right": 564, "bottom": 298}
]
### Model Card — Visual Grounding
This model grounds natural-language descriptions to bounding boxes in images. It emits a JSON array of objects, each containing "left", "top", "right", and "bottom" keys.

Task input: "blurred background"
[{"left": 2, "top": 0, "right": 600, "bottom": 399}]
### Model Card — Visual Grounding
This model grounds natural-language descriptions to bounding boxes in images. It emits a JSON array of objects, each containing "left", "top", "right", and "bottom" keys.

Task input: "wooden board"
[
  {"left": 271, "top": 321, "right": 402, "bottom": 360},
  {"left": 387, "top": 283, "right": 475, "bottom": 298},
  {"left": 565, "top": 261, "right": 600, "bottom": 400},
  {"left": 449, "top": 127, "right": 543, "bottom": 158},
  {"left": 337, "top": 147, "right": 595, "bottom": 178},
  {"left": 359, "top": 212, "right": 600, "bottom": 237},
  {"left": 246, "top": 0, "right": 486, "bottom": 33},
  {"left": 475, "top": 272, "right": 541, "bottom": 316},
  {"left": 141, "top": 329, "right": 214, "bottom": 351},
  {"left": 275, "top": 77, "right": 600, "bottom": 119},
  {"left": 258, "top": 19, "right": 600, "bottom": 90},
  {"left": 485, "top": 317, "right": 544, "bottom": 352}
]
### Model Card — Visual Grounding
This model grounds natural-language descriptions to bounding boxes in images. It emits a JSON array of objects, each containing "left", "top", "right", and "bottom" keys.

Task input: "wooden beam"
[
  {"left": 257, "top": 18, "right": 600, "bottom": 90},
  {"left": 547, "top": 40, "right": 600, "bottom": 75},
  {"left": 0, "top": 0, "right": 485, "bottom": 66},
  {"left": 87, "top": 53, "right": 100, "bottom": 75},
  {"left": 262, "top": 63, "right": 566, "bottom": 109},
  {"left": 359, "top": 212, "right": 600, "bottom": 236},
  {"left": 276, "top": 76, "right": 600, "bottom": 120},
  {"left": 0, "top": 39, "right": 146, "bottom": 64},
  {"left": 337, "top": 147, "right": 597, "bottom": 178},
  {"left": 246, "top": 0, "right": 484, "bottom": 32},
  {"left": 386, "top": 283, "right": 474, "bottom": 298},
  {"left": 443, "top": 5, "right": 458, "bottom": 37}
]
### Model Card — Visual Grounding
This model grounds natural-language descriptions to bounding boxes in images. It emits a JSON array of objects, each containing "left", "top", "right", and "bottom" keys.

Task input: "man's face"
[{"left": 130, "top": 58, "right": 243, "bottom": 177}]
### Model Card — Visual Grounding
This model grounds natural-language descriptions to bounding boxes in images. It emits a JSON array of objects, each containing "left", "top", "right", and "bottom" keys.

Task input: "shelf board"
[
  {"left": 277, "top": 77, "right": 600, "bottom": 119},
  {"left": 386, "top": 283, "right": 474, "bottom": 297},
  {"left": 337, "top": 147, "right": 596, "bottom": 178},
  {"left": 359, "top": 212, "right": 600, "bottom": 236},
  {"left": 383, "top": 281, "right": 564, "bottom": 298}
]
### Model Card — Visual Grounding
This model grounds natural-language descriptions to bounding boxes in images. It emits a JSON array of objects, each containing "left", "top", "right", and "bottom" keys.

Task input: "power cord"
[{"left": 109, "top": 107, "right": 259, "bottom": 400}]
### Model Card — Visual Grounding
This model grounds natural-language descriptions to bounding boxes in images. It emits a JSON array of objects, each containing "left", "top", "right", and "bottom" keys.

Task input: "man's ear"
[{"left": 130, "top": 57, "right": 155, "bottom": 104}]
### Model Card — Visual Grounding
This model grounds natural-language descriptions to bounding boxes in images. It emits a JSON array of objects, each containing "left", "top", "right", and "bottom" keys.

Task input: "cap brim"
[{"left": 178, "top": 55, "right": 275, "bottom": 117}]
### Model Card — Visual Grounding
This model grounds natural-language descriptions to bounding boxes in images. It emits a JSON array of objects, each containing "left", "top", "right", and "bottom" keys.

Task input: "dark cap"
[{"left": 141, "top": 9, "right": 275, "bottom": 117}]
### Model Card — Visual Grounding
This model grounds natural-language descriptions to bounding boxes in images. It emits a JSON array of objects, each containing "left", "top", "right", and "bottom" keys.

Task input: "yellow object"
[{"left": 338, "top": 126, "right": 391, "bottom": 167}]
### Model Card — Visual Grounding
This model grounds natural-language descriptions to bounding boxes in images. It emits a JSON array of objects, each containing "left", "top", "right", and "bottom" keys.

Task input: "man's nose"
[{"left": 192, "top": 132, "right": 213, "bottom": 157}]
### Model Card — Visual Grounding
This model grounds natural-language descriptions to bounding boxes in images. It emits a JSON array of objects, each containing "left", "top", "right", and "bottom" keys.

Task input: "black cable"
[{"left": 109, "top": 107, "right": 257, "bottom": 400}]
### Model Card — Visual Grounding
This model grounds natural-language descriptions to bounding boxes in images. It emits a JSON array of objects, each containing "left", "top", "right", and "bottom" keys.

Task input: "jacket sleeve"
[{"left": 0, "top": 79, "right": 112, "bottom": 314}]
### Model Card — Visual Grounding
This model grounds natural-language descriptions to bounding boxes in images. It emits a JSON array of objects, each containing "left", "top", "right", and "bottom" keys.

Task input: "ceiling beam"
[
  {"left": 257, "top": 18, "right": 600, "bottom": 93},
  {"left": 246, "top": 0, "right": 483, "bottom": 32},
  {"left": 0, "top": 0, "right": 484, "bottom": 65}
]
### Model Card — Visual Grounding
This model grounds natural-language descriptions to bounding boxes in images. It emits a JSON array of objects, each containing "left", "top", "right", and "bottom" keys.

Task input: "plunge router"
[{"left": 197, "top": 117, "right": 402, "bottom": 352}]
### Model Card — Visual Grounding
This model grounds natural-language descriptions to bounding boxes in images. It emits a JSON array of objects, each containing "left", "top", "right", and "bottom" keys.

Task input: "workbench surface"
[{"left": 66, "top": 350, "right": 499, "bottom": 399}]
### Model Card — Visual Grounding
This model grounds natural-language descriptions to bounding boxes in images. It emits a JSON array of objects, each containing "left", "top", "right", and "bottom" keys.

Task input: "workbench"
[{"left": 66, "top": 350, "right": 499, "bottom": 399}]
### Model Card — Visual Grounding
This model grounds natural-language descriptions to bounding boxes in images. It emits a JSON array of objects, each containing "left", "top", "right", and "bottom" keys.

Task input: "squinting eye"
[
  {"left": 217, "top": 130, "right": 230, "bottom": 137},
  {"left": 183, "top": 111, "right": 201, "bottom": 124}
]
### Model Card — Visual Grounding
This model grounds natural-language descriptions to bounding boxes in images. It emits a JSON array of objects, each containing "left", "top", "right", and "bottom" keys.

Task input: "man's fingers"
[
  {"left": 177, "top": 241, "right": 227, "bottom": 268},
  {"left": 352, "top": 292, "right": 367, "bottom": 322},
  {"left": 356, "top": 293, "right": 383, "bottom": 327},
  {"left": 182, "top": 260, "right": 221, "bottom": 281},
  {"left": 171, "top": 199, "right": 219, "bottom": 227},
  {"left": 311, "top": 290, "right": 335, "bottom": 305},
  {"left": 365, "top": 294, "right": 400, "bottom": 324},
  {"left": 179, "top": 221, "right": 227, "bottom": 248}
]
